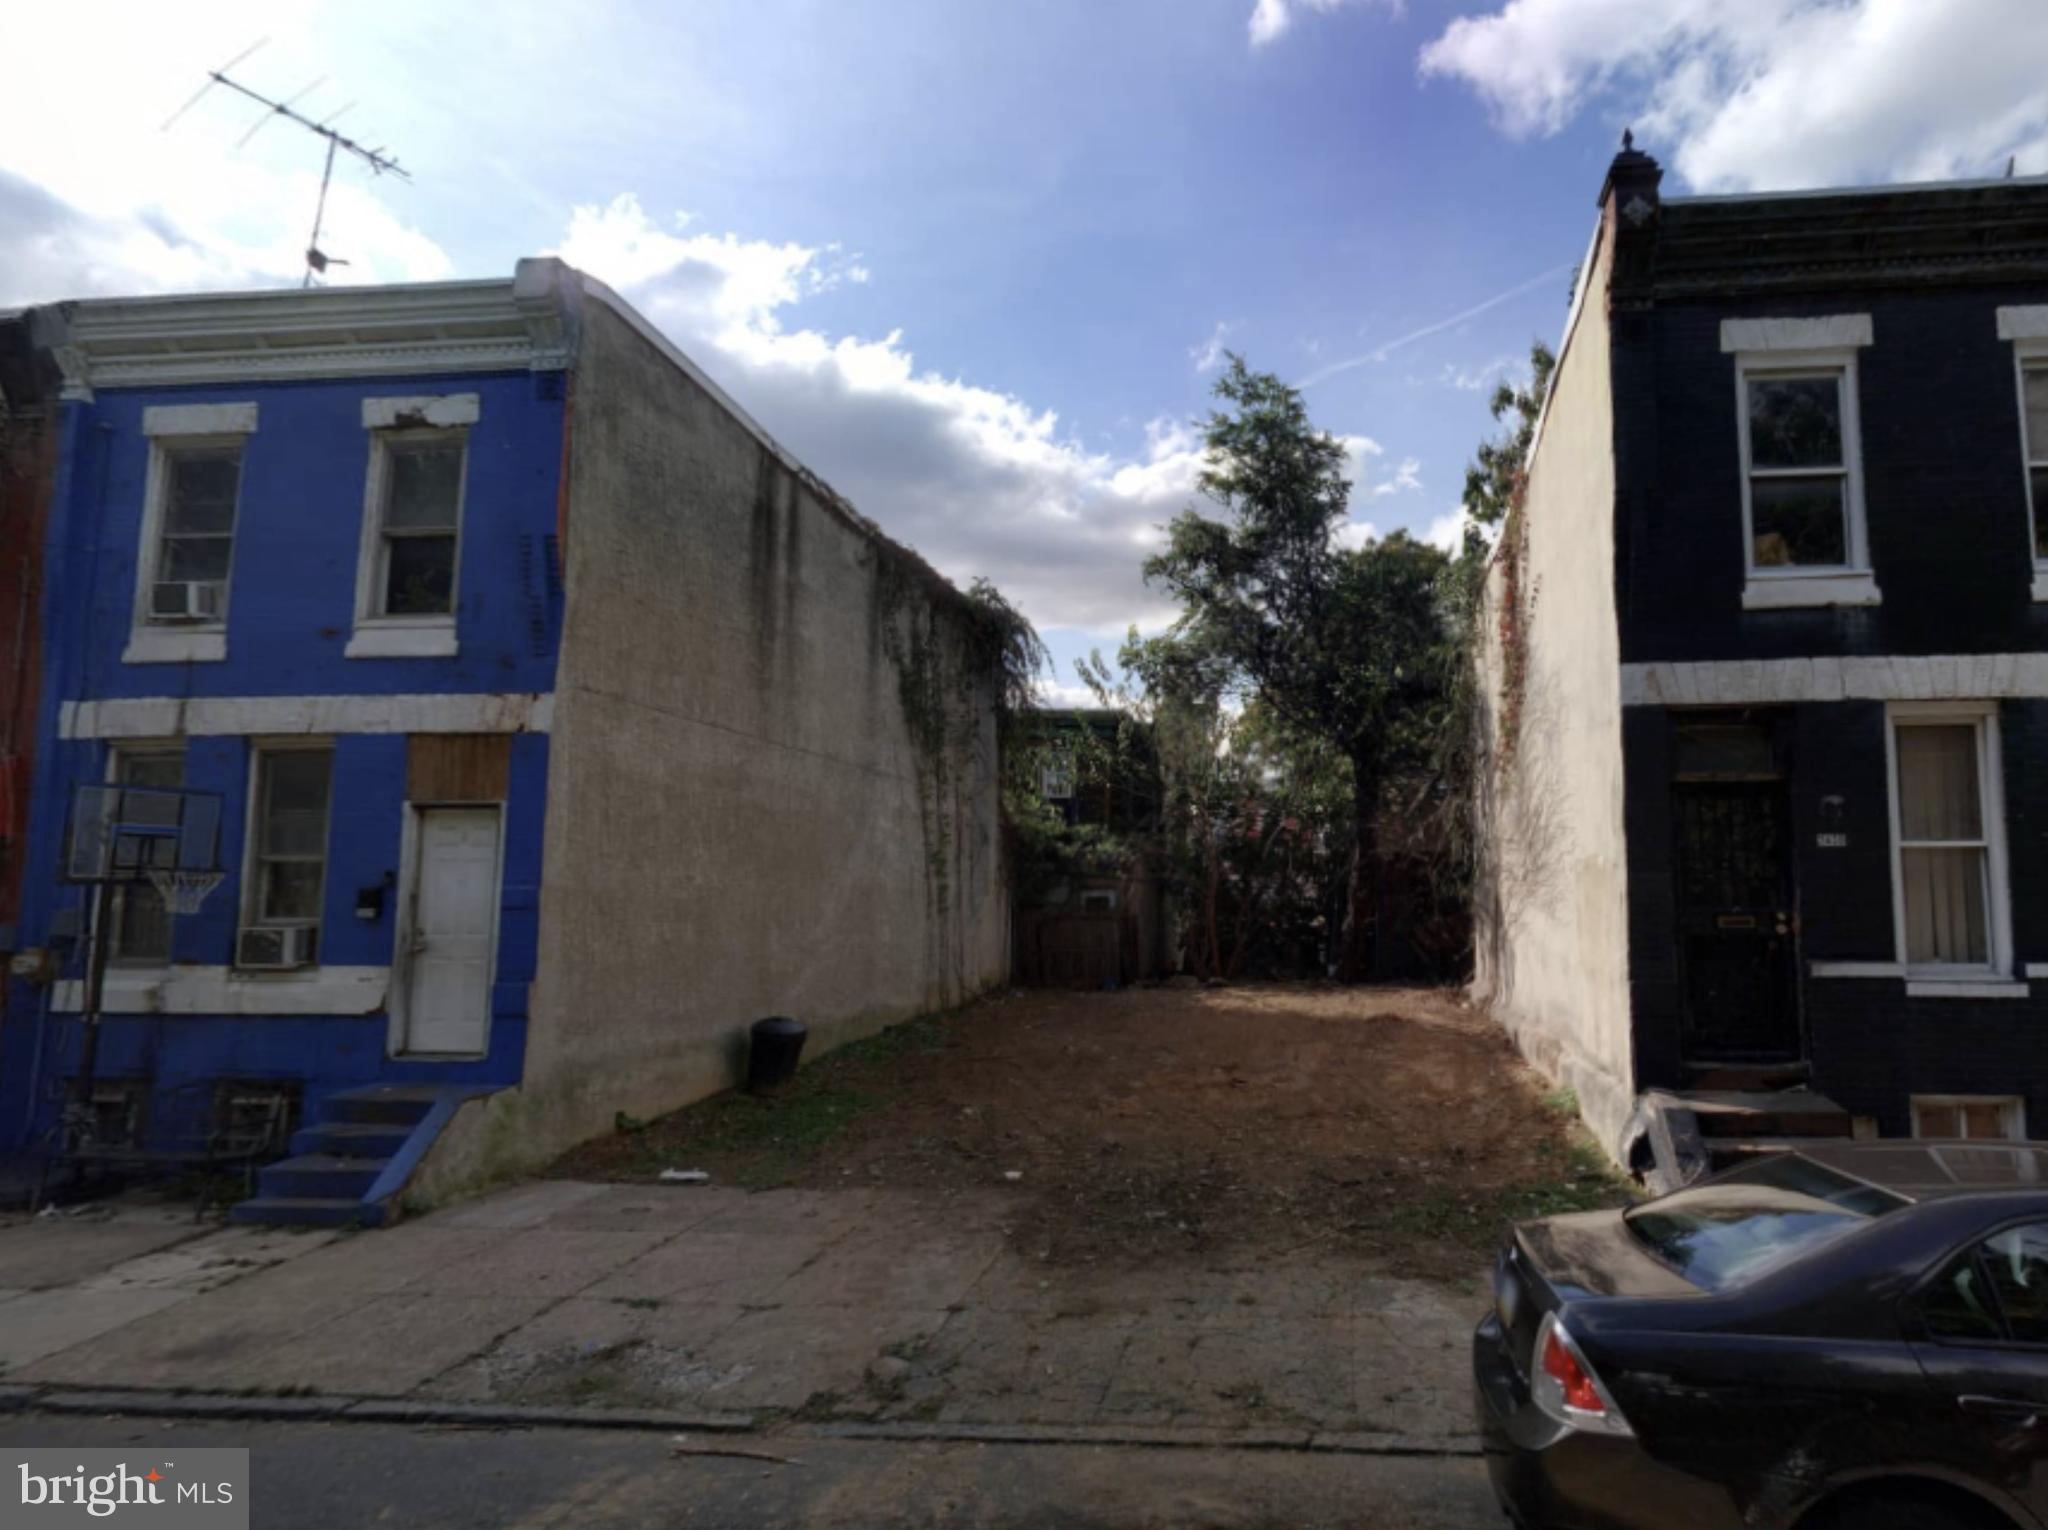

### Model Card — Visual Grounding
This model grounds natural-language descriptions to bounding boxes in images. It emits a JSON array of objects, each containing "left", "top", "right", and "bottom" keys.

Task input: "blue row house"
[{"left": 1, "top": 261, "right": 1011, "bottom": 1222}]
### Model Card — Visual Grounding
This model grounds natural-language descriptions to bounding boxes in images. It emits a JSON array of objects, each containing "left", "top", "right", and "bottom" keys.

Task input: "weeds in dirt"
[{"left": 555, "top": 1011, "right": 957, "bottom": 1189}]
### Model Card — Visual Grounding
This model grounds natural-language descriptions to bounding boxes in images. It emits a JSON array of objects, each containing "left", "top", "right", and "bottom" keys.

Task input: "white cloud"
[
  {"left": 1331, "top": 518, "right": 1381, "bottom": 552},
  {"left": 1250, "top": 0, "right": 1399, "bottom": 48},
  {"left": 1189, "top": 320, "right": 1236, "bottom": 373},
  {"left": 1422, "top": 506, "right": 1477, "bottom": 552},
  {"left": 1369, "top": 455, "right": 1423, "bottom": 498},
  {"left": 556, "top": 194, "right": 1213, "bottom": 633},
  {"left": 1440, "top": 356, "right": 1522, "bottom": 392},
  {"left": 1420, "top": 0, "right": 2048, "bottom": 191}
]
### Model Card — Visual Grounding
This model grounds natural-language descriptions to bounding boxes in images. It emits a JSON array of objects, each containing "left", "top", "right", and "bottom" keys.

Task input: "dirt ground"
[{"left": 555, "top": 984, "right": 1625, "bottom": 1281}]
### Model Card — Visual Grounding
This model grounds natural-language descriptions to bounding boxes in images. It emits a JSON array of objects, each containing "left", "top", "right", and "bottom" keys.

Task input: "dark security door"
[{"left": 1674, "top": 780, "right": 1800, "bottom": 1061}]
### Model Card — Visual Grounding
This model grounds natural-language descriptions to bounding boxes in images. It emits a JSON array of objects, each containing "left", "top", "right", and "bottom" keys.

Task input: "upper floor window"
[
  {"left": 2019, "top": 359, "right": 2048, "bottom": 595},
  {"left": 125, "top": 402, "right": 257, "bottom": 665},
  {"left": 1745, "top": 371, "right": 1852, "bottom": 568},
  {"left": 1722, "top": 317, "right": 1877, "bottom": 611},
  {"left": 348, "top": 395, "right": 476, "bottom": 659}
]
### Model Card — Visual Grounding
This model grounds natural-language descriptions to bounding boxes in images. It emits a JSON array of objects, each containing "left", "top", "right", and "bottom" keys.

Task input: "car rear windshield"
[{"left": 1624, "top": 1155, "right": 1908, "bottom": 1291}]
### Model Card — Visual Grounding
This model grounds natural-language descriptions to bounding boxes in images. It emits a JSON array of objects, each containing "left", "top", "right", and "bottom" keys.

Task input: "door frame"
[
  {"left": 1668, "top": 708, "right": 1806, "bottom": 1068},
  {"left": 387, "top": 800, "right": 505, "bottom": 1059}
]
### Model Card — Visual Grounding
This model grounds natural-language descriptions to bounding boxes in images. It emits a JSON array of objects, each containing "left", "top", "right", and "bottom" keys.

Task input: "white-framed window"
[
  {"left": 239, "top": 744, "right": 335, "bottom": 966},
  {"left": 1041, "top": 755, "right": 1076, "bottom": 801},
  {"left": 1912, "top": 1095, "right": 2027, "bottom": 1142},
  {"left": 107, "top": 745, "right": 184, "bottom": 965},
  {"left": 2013, "top": 345, "right": 2048, "bottom": 601},
  {"left": 347, "top": 395, "right": 475, "bottom": 659},
  {"left": 125, "top": 403, "right": 257, "bottom": 665},
  {"left": 1886, "top": 704, "right": 2013, "bottom": 979},
  {"left": 1733, "top": 352, "right": 1877, "bottom": 609}
]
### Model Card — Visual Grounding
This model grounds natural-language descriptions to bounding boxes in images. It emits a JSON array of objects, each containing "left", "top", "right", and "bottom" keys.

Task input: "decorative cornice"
[{"left": 59, "top": 263, "right": 580, "bottom": 396}]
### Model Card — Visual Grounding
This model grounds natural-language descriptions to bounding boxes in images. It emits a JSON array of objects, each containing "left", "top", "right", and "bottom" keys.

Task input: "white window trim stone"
[
  {"left": 348, "top": 395, "right": 475, "bottom": 659},
  {"left": 60, "top": 691, "right": 553, "bottom": 740},
  {"left": 52, "top": 965, "right": 389, "bottom": 1016},
  {"left": 125, "top": 403, "right": 257, "bottom": 665},
  {"left": 1885, "top": 701, "right": 2014, "bottom": 983},
  {"left": 1720, "top": 315, "right": 1874, "bottom": 354},
  {"left": 1731, "top": 344, "right": 1876, "bottom": 609}
]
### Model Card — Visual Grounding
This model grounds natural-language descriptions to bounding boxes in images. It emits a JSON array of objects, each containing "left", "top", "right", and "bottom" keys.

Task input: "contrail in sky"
[{"left": 1297, "top": 261, "right": 1577, "bottom": 388}]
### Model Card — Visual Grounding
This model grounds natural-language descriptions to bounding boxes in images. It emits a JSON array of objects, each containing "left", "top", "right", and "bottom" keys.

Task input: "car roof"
[{"left": 1790, "top": 1140, "right": 2048, "bottom": 1201}]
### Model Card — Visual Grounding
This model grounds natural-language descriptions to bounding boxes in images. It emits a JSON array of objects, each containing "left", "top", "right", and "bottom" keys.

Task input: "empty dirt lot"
[{"left": 558, "top": 984, "right": 1622, "bottom": 1282}]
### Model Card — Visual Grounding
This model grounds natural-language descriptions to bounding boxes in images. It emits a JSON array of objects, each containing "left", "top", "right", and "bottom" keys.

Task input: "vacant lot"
[{"left": 557, "top": 984, "right": 1623, "bottom": 1281}]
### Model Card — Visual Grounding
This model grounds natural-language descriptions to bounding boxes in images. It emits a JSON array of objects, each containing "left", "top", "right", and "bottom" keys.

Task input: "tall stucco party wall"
[{"left": 416, "top": 280, "right": 1008, "bottom": 1191}]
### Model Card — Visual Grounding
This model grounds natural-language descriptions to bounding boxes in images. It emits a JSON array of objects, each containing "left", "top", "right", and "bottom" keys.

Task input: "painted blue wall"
[{"left": 2, "top": 369, "right": 566, "bottom": 1155}]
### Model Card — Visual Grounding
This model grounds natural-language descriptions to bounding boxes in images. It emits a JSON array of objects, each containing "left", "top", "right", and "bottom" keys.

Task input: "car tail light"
[{"left": 1531, "top": 1312, "right": 1633, "bottom": 1437}]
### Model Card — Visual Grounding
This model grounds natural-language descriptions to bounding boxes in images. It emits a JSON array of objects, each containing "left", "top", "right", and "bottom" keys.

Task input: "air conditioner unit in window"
[
  {"left": 150, "top": 580, "right": 225, "bottom": 623},
  {"left": 236, "top": 925, "right": 315, "bottom": 970}
]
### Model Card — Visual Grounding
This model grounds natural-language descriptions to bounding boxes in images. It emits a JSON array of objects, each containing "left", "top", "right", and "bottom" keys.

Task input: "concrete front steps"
[
  {"left": 1626, "top": 1085, "right": 1855, "bottom": 1193},
  {"left": 229, "top": 1085, "right": 457, "bottom": 1228}
]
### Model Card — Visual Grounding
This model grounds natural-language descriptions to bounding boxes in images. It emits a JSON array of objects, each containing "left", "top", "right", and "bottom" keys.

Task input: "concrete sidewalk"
[{"left": 0, "top": 1183, "right": 1480, "bottom": 1449}]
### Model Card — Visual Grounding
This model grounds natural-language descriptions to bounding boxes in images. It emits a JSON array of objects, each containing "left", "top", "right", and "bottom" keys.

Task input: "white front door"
[{"left": 399, "top": 807, "right": 501, "bottom": 1055}]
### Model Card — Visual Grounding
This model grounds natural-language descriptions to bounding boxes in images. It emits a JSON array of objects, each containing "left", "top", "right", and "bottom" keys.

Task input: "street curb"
[
  {"left": 17, "top": 1387, "right": 754, "bottom": 1435},
  {"left": 5, "top": 1386, "right": 1482, "bottom": 1458},
  {"left": 795, "top": 1421, "right": 1483, "bottom": 1457}
]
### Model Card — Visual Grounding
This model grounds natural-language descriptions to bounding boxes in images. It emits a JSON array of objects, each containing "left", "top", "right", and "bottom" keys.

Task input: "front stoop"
[
  {"left": 1625, "top": 1087, "right": 1854, "bottom": 1193},
  {"left": 230, "top": 1085, "right": 473, "bottom": 1228}
]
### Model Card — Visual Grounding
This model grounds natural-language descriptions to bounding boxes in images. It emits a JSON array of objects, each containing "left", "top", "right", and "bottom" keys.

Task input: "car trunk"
[{"left": 1496, "top": 1209, "right": 1702, "bottom": 1383}]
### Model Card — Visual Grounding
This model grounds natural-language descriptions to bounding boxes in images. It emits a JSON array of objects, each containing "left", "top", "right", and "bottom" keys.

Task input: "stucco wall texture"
[
  {"left": 1473, "top": 212, "right": 1635, "bottom": 1158},
  {"left": 420, "top": 298, "right": 1008, "bottom": 1193}
]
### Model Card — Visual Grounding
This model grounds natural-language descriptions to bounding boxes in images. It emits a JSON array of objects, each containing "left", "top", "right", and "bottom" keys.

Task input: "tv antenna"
[{"left": 163, "top": 40, "right": 411, "bottom": 288}]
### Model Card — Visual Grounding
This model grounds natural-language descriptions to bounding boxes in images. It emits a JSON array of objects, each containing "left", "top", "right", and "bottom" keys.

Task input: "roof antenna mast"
[{"left": 163, "top": 40, "right": 411, "bottom": 288}]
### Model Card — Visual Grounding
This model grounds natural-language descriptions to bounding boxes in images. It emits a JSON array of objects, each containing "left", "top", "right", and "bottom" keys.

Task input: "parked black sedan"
[{"left": 1474, "top": 1141, "right": 2048, "bottom": 1530}]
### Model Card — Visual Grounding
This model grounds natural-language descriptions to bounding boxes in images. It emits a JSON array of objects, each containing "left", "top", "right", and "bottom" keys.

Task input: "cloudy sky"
[{"left": 8, "top": 0, "right": 2048, "bottom": 698}]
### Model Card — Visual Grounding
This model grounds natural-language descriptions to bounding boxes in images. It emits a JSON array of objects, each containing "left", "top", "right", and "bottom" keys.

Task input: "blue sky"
[{"left": 8, "top": 0, "right": 2048, "bottom": 697}]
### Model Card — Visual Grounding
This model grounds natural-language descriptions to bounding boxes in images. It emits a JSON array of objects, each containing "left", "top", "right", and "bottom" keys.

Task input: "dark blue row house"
[
  {"left": 1476, "top": 143, "right": 2048, "bottom": 1174},
  {"left": 1, "top": 262, "right": 1012, "bottom": 1220}
]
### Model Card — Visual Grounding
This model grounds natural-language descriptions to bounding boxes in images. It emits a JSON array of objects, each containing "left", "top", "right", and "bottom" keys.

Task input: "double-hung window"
[
  {"left": 240, "top": 747, "right": 334, "bottom": 968},
  {"left": 2018, "top": 358, "right": 2048, "bottom": 597},
  {"left": 127, "top": 403, "right": 256, "bottom": 664},
  {"left": 108, "top": 748, "right": 184, "bottom": 964},
  {"left": 1723, "top": 318, "right": 1876, "bottom": 610},
  {"left": 349, "top": 395, "right": 475, "bottom": 658},
  {"left": 1888, "top": 706, "right": 2012, "bottom": 980}
]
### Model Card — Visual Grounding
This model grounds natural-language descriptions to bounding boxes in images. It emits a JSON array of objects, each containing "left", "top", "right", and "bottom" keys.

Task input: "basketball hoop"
[{"left": 144, "top": 866, "right": 224, "bottom": 916}]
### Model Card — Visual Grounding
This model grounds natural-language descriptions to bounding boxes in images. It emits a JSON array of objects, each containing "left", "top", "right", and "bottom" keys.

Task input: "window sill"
[
  {"left": 1905, "top": 979, "right": 2030, "bottom": 1000},
  {"left": 345, "top": 623, "right": 458, "bottom": 659},
  {"left": 122, "top": 627, "right": 225, "bottom": 664},
  {"left": 1741, "top": 572, "right": 1882, "bottom": 611}
]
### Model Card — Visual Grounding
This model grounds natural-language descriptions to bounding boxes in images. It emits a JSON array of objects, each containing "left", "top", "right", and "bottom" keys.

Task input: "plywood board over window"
[{"left": 407, "top": 734, "right": 510, "bottom": 803}]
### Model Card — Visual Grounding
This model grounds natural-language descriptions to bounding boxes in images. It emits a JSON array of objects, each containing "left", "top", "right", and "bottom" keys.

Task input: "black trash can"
[{"left": 746, "top": 1016, "right": 808, "bottom": 1095}]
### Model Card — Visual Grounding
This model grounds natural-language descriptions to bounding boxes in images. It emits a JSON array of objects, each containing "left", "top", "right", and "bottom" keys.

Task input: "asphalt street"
[{"left": 0, "top": 1412, "right": 1503, "bottom": 1529}]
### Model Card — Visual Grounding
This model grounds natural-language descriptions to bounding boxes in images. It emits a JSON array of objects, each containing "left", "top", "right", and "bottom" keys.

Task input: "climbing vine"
[
  {"left": 1493, "top": 470, "right": 1537, "bottom": 773},
  {"left": 873, "top": 552, "right": 1046, "bottom": 992}
]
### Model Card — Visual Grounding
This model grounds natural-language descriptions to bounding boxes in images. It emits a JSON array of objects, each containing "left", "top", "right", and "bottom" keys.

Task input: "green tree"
[
  {"left": 1460, "top": 342, "right": 1555, "bottom": 530},
  {"left": 1144, "top": 356, "right": 1461, "bottom": 980}
]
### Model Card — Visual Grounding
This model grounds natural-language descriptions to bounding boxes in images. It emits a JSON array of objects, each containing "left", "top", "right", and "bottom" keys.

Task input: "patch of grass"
[
  {"left": 556, "top": 1006, "right": 965, "bottom": 1188},
  {"left": 1381, "top": 1141, "right": 1631, "bottom": 1255},
  {"left": 1542, "top": 1086, "right": 1580, "bottom": 1118}
]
